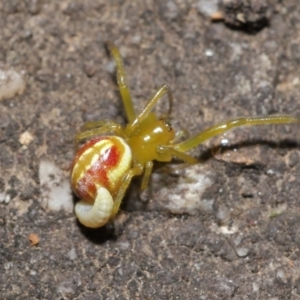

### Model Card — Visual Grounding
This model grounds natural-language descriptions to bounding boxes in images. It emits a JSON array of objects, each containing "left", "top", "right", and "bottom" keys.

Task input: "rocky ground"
[{"left": 1, "top": 1, "right": 300, "bottom": 299}]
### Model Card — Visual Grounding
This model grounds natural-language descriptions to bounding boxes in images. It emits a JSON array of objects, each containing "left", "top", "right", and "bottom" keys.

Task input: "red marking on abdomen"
[
  {"left": 71, "top": 136, "right": 108, "bottom": 170},
  {"left": 74, "top": 138, "right": 121, "bottom": 202}
]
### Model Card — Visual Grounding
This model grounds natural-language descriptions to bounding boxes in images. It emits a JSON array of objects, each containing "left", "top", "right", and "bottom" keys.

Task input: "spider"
[{"left": 71, "top": 42, "right": 299, "bottom": 228}]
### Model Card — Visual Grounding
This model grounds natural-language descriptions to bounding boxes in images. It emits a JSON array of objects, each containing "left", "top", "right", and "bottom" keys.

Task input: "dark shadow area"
[
  {"left": 76, "top": 219, "right": 118, "bottom": 244},
  {"left": 72, "top": 194, "right": 118, "bottom": 244},
  {"left": 223, "top": 17, "right": 270, "bottom": 34},
  {"left": 219, "top": 0, "right": 271, "bottom": 34}
]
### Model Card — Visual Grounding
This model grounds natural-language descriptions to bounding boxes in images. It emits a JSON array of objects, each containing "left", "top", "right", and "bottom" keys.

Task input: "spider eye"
[{"left": 161, "top": 119, "right": 172, "bottom": 132}]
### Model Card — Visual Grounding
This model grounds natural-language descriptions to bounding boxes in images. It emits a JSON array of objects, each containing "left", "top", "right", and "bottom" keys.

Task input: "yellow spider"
[{"left": 71, "top": 42, "right": 299, "bottom": 228}]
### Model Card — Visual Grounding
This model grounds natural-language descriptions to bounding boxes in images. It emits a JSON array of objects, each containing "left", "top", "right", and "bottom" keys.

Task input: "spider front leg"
[
  {"left": 107, "top": 41, "right": 136, "bottom": 123},
  {"left": 75, "top": 121, "right": 124, "bottom": 145},
  {"left": 107, "top": 42, "right": 174, "bottom": 126},
  {"left": 126, "top": 84, "right": 173, "bottom": 135},
  {"left": 81, "top": 120, "right": 121, "bottom": 130},
  {"left": 173, "top": 115, "right": 300, "bottom": 153},
  {"left": 157, "top": 145, "right": 198, "bottom": 164}
]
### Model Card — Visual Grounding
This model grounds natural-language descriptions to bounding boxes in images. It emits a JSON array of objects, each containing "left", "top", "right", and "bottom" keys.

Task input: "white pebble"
[
  {"left": 68, "top": 248, "right": 78, "bottom": 260},
  {"left": 276, "top": 269, "right": 287, "bottom": 283},
  {"left": 156, "top": 165, "right": 214, "bottom": 215},
  {"left": 0, "top": 68, "right": 26, "bottom": 101},
  {"left": 196, "top": 0, "right": 219, "bottom": 17},
  {"left": 0, "top": 192, "right": 6, "bottom": 203},
  {"left": 19, "top": 131, "right": 34, "bottom": 146},
  {"left": 236, "top": 247, "right": 249, "bottom": 257},
  {"left": 5, "top": 194, "right": 11, "bottom": 204},
  {"left": 39, "top": 160, "right": 73, "bottom": 213},
  {"left": 205, "top": 49, "right": 214, "bottom": 57}
]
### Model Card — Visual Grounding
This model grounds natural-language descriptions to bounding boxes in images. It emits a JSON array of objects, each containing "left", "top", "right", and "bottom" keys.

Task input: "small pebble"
[
  {"left": 68, "top": 248, "right": 78, "bottom": 261},
  {"left": 236, "top": 247, "right": 249, "bottom": 257},
  {"left": 196, "top": 0, "right": 219, "bottom": 16},
  {"left": 39, "top": 160, "right": 73, "bottom": 213},
  {"left": 0, "top": 68, "right": 26, "bottom": 101},
  {"left": 276, "top": 269, "right": 287, "bottom": 284},
  {"left": 19, "top": 131, "right": 34, "bottom": 146}
]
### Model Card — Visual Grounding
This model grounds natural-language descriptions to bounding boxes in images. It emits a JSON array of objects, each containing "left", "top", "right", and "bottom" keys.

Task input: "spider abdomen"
[{"left": 71, "top": 136, "right": 132, "bottom": 228}]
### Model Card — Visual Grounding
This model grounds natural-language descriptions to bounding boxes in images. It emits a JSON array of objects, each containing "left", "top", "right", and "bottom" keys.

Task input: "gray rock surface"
[{"left": 1, "top": 1, "right": 300, "bottom": 299}]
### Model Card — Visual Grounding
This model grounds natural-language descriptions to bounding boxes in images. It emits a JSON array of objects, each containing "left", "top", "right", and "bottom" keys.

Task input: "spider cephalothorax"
[{"left": 71, "top": 42, "right": 299, "bottom": 228}]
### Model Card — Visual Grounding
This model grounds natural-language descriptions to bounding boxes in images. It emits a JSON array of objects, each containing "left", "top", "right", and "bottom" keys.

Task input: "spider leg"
[
  {"left": 170, "top": 127, "right": 190, "bottom": 144},
  {"left": 141, "top": 161, "right": 154, "bottom": 191},
  {"left": 173, "top": 115, "right": 300, "bottom": 153},
  {"left": 159, "top": 86, "right": 174, "bottom": 120},
  {"left": 81, "top": 120, "right": 121, "bottom": 130},
  {"left": 111, "top": 165, "right": 144, "bottom": 219},
  {"left": 127, "top": 84, "right": 173, "bottom": 133},
  {"left": 107, "top": 42, "right": 136, "bottom": 123},
  {"left": 75, "top": 122, "right": 123, "bottom": 145},
  {"left": 157, "top": 145, "right": 198, "bottom": 164}
]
